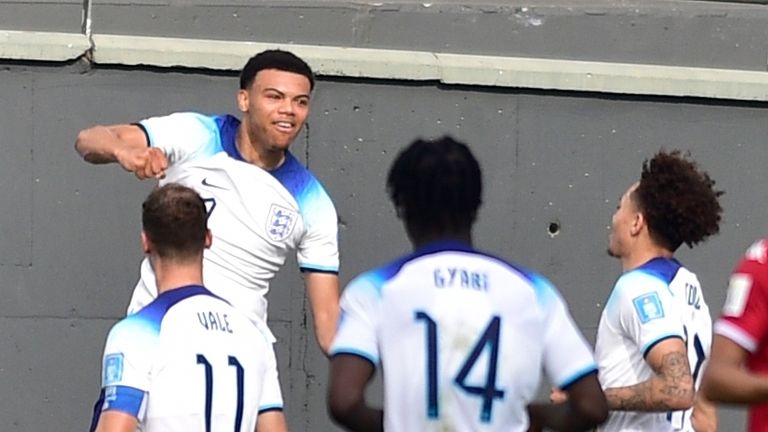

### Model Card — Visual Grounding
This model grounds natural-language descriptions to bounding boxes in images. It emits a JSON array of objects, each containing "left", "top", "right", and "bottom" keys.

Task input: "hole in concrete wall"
[{"left": 548, "top": 221, "right": 560, "bottom": 238}]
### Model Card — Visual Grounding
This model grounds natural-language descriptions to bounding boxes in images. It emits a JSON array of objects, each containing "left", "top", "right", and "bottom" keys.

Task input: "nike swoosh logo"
[{"left": 201, "top": 177, "right": 228, "bottom": 190}]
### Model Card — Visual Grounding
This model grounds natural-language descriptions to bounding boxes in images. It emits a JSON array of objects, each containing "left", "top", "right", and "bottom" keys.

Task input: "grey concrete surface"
[
  {"left": 1, "top": 1, "right": 767, "bottom": 431},
  {"left": 89, "top": 0, "right": 768, "bottom": 71},
  {"left": 0, "top": 0, "right": 81, "bottom": 33}
]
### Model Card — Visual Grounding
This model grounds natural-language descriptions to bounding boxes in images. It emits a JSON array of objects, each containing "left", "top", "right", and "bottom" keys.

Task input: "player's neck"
[
  {"left": 152, "top": 259, "right": 205, "bottom": 294},
  {"left": 236, "top": 127, "right": 285, "bottom": 170},
  {"left": 621, "top": 242, "right": 674, "bottom": 272},
  {"left": 410, "top": 231, "right": 473, "bottom": 250}
]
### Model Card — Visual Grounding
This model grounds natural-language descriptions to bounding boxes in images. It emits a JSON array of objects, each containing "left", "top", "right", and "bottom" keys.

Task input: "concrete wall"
[{"left": 2, "top": 0, "right": 768, "bottom": 430}]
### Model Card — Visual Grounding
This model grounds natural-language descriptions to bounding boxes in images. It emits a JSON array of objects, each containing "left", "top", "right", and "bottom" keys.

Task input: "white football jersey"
[
  {"left": 595, "top": 257, "right": 711, "bottom": 432},
  {"left": 94, "top": 285, "right": 280, "bottom": 432},
  {"left": 127, "top": 112, "right": 339, "bottom": 325},
  {"left": 331, "top": 241, "right": 598, "bottom": 432}
]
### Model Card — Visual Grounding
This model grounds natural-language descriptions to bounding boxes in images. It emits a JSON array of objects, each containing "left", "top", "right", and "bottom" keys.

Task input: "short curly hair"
[
  {"left": 386, "top": 136, "right": 482, "bottom": 234},
  {"left": 632, "top": 150, "right": 724, "bottom": 251},
  {"left": 240, "top": 49, "right": 315, "bottom": 91}
]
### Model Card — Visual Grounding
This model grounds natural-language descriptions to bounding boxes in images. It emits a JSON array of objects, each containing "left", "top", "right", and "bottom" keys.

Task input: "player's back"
[
  {"left": 129, "top": 152, "right": 305, "bottom": 323},
  {"left": 104, "top": 286, "right": 273, "bottom": 432},
  {"left": 369, "top": 244, "right": 592, "bottom": 431}
]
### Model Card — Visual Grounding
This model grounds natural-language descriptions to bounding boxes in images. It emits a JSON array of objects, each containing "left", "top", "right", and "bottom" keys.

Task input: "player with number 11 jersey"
[{"left": 98, "top": 286, "right": 277, "bottom": 431}]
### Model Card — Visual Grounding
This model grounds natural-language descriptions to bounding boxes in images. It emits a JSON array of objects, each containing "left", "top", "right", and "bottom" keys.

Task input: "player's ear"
[
  {"left": 237, "top": 89, "right": 249, "bottom": 113},
  {"left": 204, "top": 229, "right": 213, "bottom": 249},
  {"left": 630, "top": 211, "right": 644, "bottom": 236},
  {"left": 141, "top": 231, "right": 152, "bottom": 254}
]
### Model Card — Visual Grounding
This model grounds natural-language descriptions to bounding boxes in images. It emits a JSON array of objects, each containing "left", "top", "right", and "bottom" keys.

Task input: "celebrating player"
[
  {"left": 90, "top": 184, "right": 280, "bottom": 432},
  {"left": 701, "top": 238, "right": 768, "bottom": 432},
  {"left": 327, "top": 136, "right": 607, "bottom": 431},
  {"left": 594, "top": 150, "right": 723, "bottom": 431},
  {"left": 75, "top": 49, "right": 340, "bottom": 356}
]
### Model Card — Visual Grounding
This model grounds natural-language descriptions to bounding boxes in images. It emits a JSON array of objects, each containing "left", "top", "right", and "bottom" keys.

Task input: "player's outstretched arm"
[
  {"left": 75, "top": 124, "right": 167, "bottom": 179},
  {"left": 604, "top": 337, "right": 694, "bottom": 411},
  {"left": 327, "top": 354, "right": 383, "bottom": 432},
  {"left": 702, "top": 334, "right": 768, "bottom": 403},
  {"left": 94, "top": 410, "right": 138, "bottom": 432},
  {"left": 305, "top": 272, "right": 340, "bottom": 356},
  {"left": 528, "top": 371, "right": 607, "bottom": 432}
]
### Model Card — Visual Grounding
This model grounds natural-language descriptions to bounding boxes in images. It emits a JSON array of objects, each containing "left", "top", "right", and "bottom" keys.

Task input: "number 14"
[{"left": 415, "top": 312, "right": 505, "bottom": 423}]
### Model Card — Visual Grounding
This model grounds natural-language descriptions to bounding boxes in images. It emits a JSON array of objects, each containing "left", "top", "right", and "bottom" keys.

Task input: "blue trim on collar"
[
  {"left": 214, "top": 114, "right": 244, "bottom": 162},
  {"left": 635, "top": 257, "right": 683, "bottom": 285}
]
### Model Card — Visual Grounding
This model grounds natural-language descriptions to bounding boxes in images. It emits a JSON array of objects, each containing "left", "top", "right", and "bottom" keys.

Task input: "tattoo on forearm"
[{"left": 606, "top": 351, "right": 693, "bottom": 411}]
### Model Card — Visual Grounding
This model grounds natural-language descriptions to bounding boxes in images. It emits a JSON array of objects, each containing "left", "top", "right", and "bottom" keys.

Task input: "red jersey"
[{"left": 715, "top": 238, "right": 768, "bottom": 432}]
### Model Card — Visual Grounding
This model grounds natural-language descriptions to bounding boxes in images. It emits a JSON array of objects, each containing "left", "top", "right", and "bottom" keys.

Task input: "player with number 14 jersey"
[{"left": 332, "top": 242, "right": 598, "bottom": 431}]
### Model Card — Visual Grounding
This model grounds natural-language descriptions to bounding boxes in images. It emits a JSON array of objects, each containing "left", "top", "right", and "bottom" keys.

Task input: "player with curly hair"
[{"left": 583, "top": 149, "right": 724, "bottom": 432}]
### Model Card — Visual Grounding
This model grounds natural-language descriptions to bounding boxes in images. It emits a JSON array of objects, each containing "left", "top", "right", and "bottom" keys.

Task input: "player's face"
[
  {"left": 239, "top": 69, "right": 311, "bottom": 153},
  {"left": 607, "top": 183, "right": 639, "bottom": 258}
]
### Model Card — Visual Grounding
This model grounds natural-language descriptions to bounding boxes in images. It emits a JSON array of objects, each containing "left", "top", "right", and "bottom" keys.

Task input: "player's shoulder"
[
  {"left": 107, "top": 310, "right": 162, "bottom": 349},
  {"left": 342, "top": 245, "right": 451, "bottom": 299},
  {"left": 346, "top": 241, "right": 561, "bottom": 304},
  {"left": 140, "top": 111, "right": 219, "bottom": 130},
  {"left": 130, "top": 285, "right": 215, "bottom": 331},
  {"left": 606, "top": 259, "right": 683, "bottom": 320},
  {"left": 634, "top": 257, "right": 683, "bottom": 283},
  {"left": 270, "top": 151, "right": 335, "bottom": 214},
  {"left": 726, "top": 238, "right": 768, "bottom": 294},
  {"left": 615, "top": 258, "right": 679, "bottom": 294},
  {"left": 343, "top": 257, "right": 407, "bottom": 299},
  {"left": 737, "top": 238, "right": 768, "bottom": 268},
  {"left": 719, "top": 238, "right": 768, "bottom": 317},
  {"left": 487, "top": 257, "right": 564, "bottom": 308}
]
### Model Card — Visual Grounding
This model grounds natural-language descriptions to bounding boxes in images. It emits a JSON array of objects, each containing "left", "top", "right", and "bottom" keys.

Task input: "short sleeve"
[
  {"left": 257, "top": 342, "right": 284, "bottom": 412},
  {"left": 534, "top": 275, "right": 598, "bottom": 389},
  {"left": 715, "top": 258, "right": 768, "bottom": 353},
  {"left": 615, "top": 273, "right": 684, "bottom": 358},
  {"left": 296, "top": 185, "right": 339, "bottom": 273},
  {"left": 139, "top": 112, "right": 223, "bottom": 165},
  {"left": 99, "top": 319, "right": 155, "bottom": 418},
  {"left": 329, "top": 275, "right": 380, "bottom": 364}
]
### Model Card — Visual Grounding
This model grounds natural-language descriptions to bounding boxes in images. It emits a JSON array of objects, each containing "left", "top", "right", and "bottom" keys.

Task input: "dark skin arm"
[
  {"left": 327, "top": 354, "right": 383, "bottom": 432},
  {"left": 528, "top": 371, "right": 608, "bottom": 432},
  {"left": 702, "top": 334, "right": 768, "bottom": 403}
]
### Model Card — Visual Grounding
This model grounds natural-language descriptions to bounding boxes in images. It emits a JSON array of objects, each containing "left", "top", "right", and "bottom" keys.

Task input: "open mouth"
[{"left": 274, "top": 121, "right": 295, "bottom": 133}]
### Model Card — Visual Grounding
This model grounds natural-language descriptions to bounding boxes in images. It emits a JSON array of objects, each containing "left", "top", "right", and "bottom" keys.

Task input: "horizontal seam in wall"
[{"left": 2, "top": 30, "right": 768, "bottom": 102}]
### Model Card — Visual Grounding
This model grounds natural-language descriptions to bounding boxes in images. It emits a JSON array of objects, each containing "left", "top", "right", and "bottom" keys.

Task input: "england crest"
[{"left": 267, "top": 204, "right": 297, "bottom": 241}]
